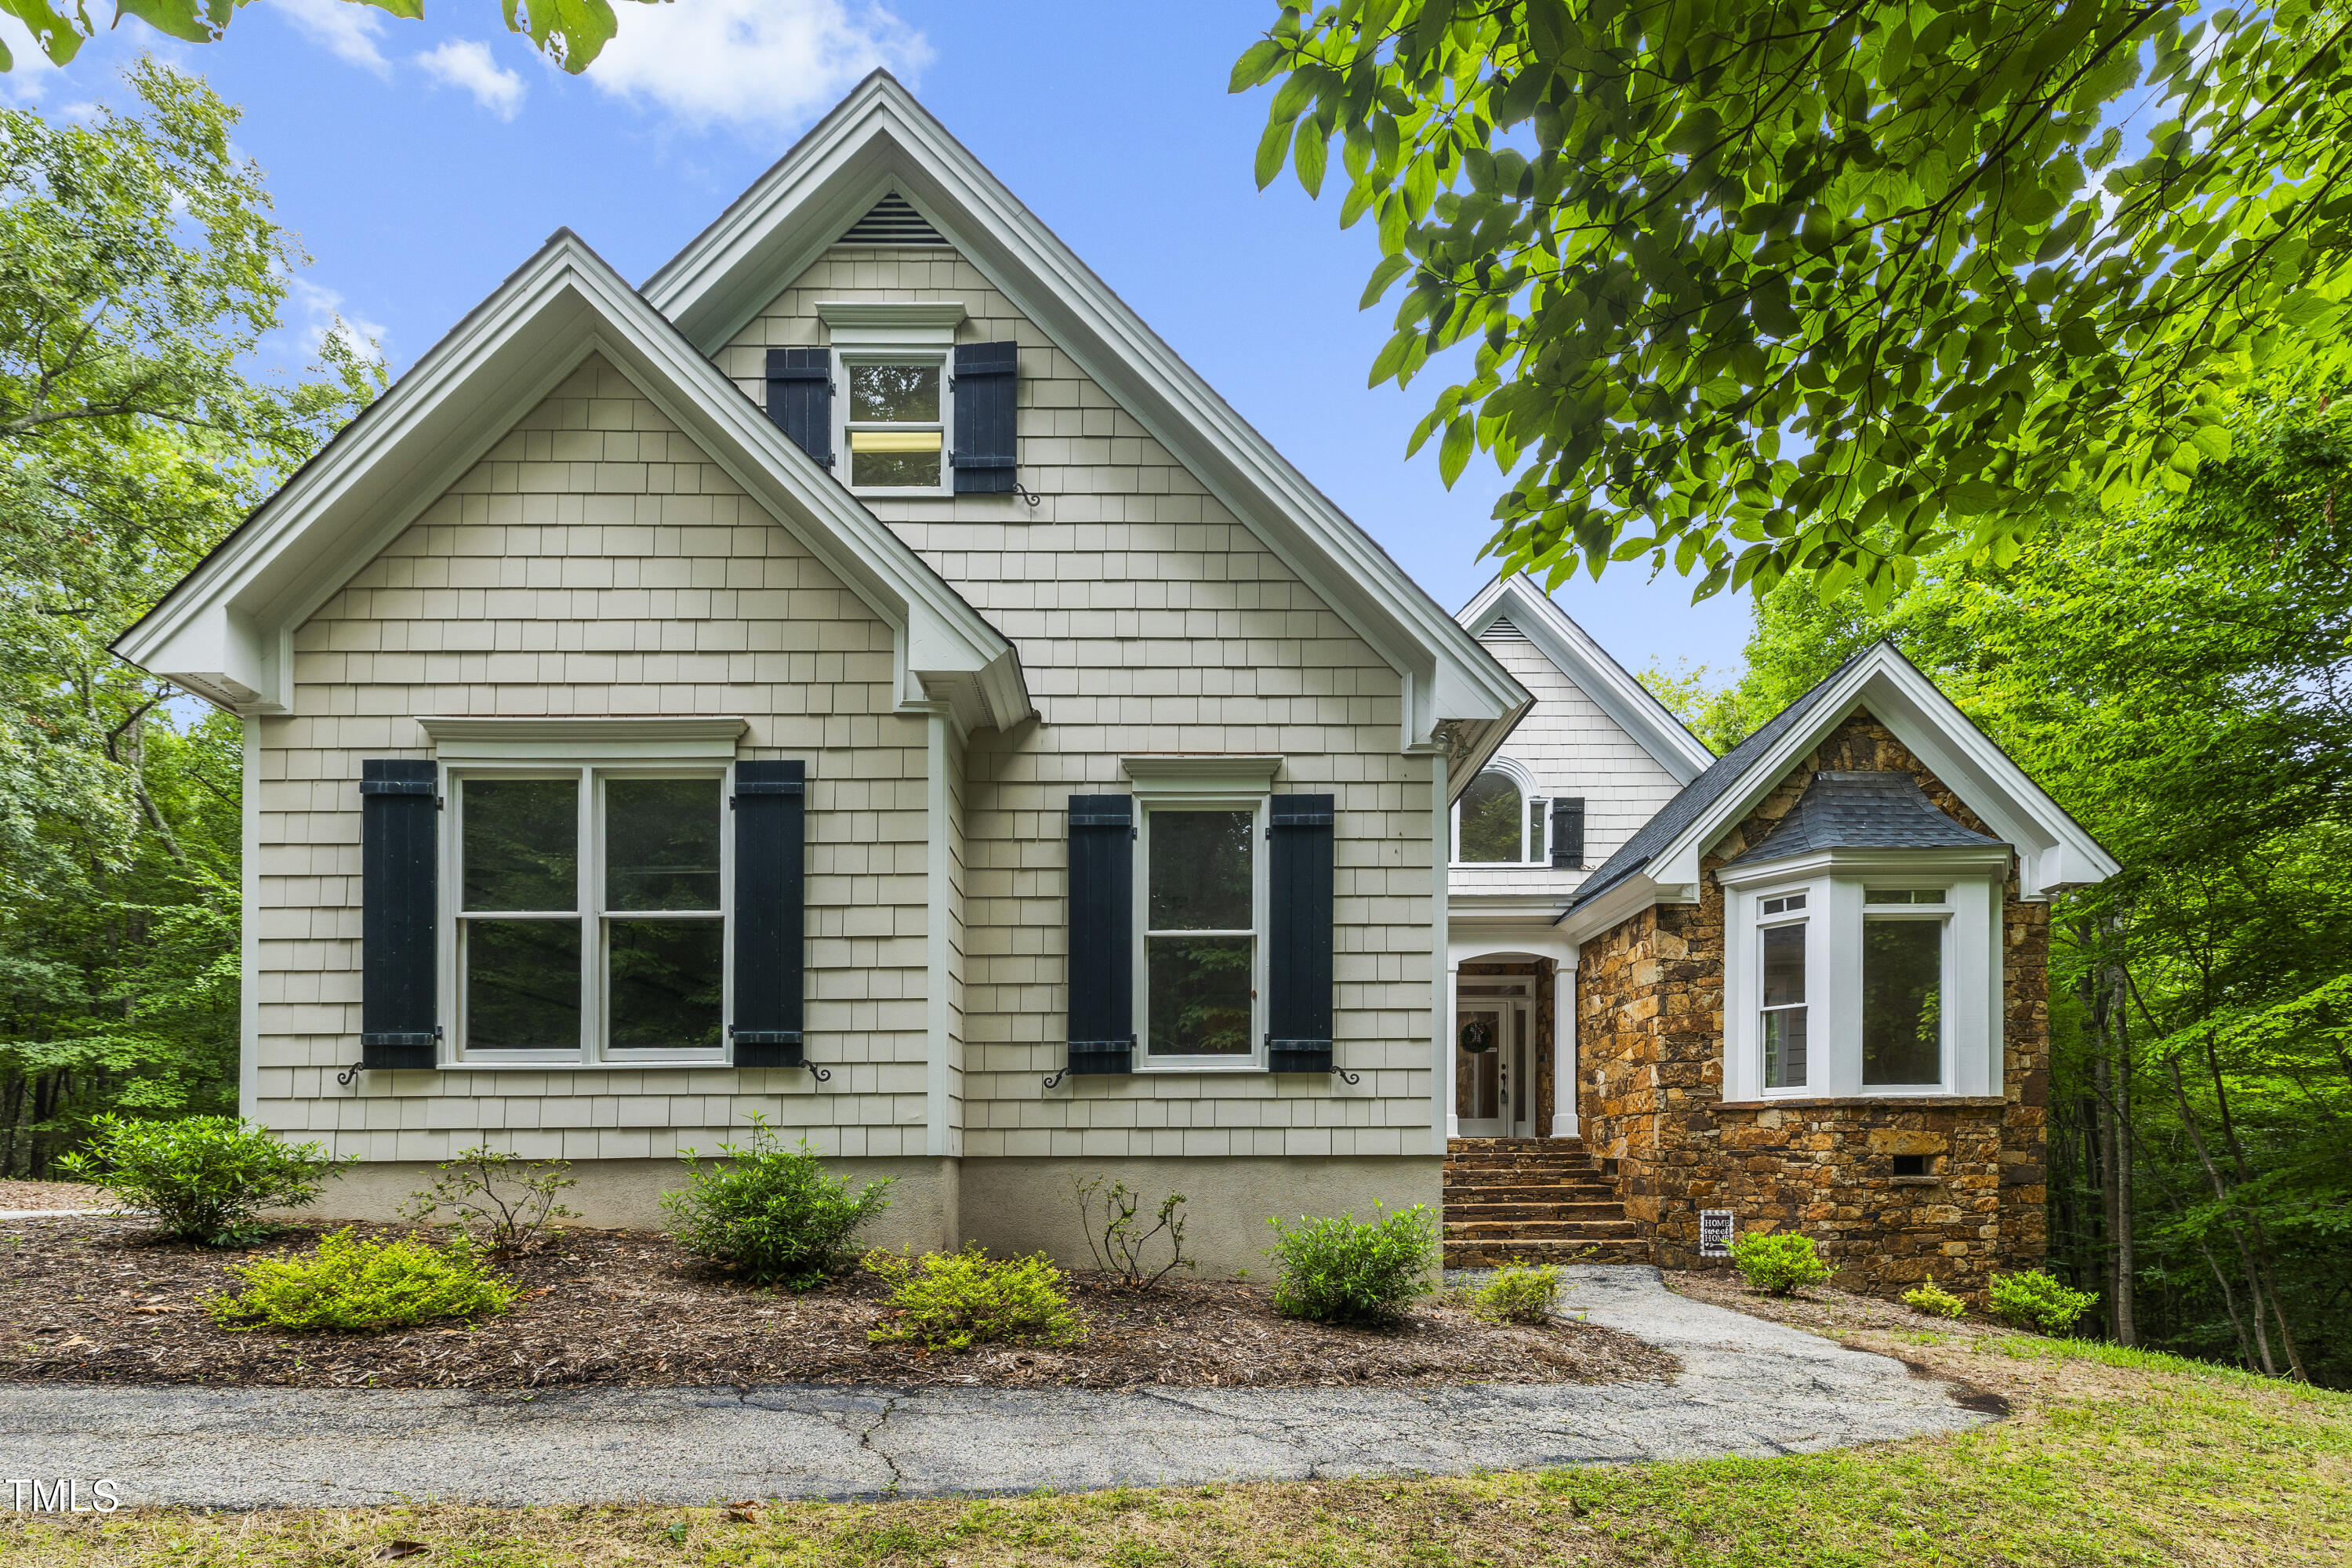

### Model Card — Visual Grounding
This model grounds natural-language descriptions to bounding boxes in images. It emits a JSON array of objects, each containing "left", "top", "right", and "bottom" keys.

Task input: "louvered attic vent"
[
  {"left": 1479, "top": 616, "right": 1530, "bottom": 642},
  {"left": 837, "top": 192, "right": 948, "bottom": 246}
]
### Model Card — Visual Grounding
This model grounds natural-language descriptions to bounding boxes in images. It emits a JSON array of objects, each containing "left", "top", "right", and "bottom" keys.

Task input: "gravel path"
[{"left": 0, "top": 1266, "right": 1989, "bottom": 1508}]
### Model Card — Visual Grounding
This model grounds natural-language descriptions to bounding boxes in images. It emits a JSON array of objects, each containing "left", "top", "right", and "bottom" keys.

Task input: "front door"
[{"left": 1457, "top": 1005, "right": 1516, "bottom": 1137}]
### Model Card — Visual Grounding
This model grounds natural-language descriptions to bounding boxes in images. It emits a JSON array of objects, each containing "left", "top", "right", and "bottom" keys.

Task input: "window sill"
[
  {"left": 1712, "top": 1095, "right": 2005, "bottom": 1111},
  {"left": 1889, "top": 1174, "right": 1944, "bottom": 1185},
  {"left": 436, "top": 1059, "right": 739, "bottom": 1072},
  {"left": 1131, "top": 1061, "right": 1269, "bottom": 1076}
]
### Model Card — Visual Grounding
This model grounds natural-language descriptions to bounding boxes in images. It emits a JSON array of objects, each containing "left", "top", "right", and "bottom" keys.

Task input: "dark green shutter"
[
  {"left": 360, "top": 759, "right": 439, "bottom": 1070},
  {"left": 764, "top": 349, "right": 833, "bottom": 470},
  {"left": 1066, "top": 793, "right": 1134, "bottom": 1073},
  {"left": 731, "top": 760, "right": 806, "bottom": 1067},
  {"left": 1267, "top": 794, "right": 1335, "bottom": 1073},
  {"left": 952, "top": 341, "right": 1018, "bottom": 494},
  {"left": 1550, "top": 797, "right": 1586, "bottom": 869}
]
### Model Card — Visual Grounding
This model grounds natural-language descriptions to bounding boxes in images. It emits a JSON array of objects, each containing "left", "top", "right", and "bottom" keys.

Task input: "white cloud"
[
  {"left": 415, "top": 38, "right": 526, "bottom": 121},
  {"left": 583, "top": 0, "right": 929, "bottom": 134},
  {"left": 277, "top": 275, "right": 390, "bottom": 371},
  {"left": 0, "top": 15, "right": 68, "bottom": 103},
  {"left": 263, "top": 0, "right": 392, "bottom": 77}
]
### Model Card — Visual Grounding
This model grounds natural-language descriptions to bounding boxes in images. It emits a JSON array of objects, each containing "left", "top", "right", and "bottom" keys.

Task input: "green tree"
[
  {"left": 1235, "top": 2, "right": 2352, "bottom": 604},
  {"left": 0, "top": 60, "right": 377, "bottom": 1172},
  {"left": 0, "top": 0, "right": 654, "bottom": 74}
]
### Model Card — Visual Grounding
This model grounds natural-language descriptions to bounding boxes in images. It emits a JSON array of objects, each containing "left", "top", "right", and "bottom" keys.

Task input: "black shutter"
[
  {"left": 1065, "top": 793, "right": 1133, "bottom": 1074},
  {"left": 1267, "top": 794, "right": 1336, "bottom": 1073},
  {"left": 1551, "top": 796, "right": 1587, "bottom": 869},
  {"left": 731, "top": 760, "right": 807, "bottom": 1067},
  {"left": 952, "top": 340, "right": 1018, "bottom": 494},
  {"left": 764, "top": 349, "right": 833, "bottom": 470},
  {"left": 360, "top": 760, "right": 439, "bottom": 1070}
]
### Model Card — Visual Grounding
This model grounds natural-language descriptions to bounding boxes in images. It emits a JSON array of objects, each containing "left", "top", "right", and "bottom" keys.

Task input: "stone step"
[
  {"left": 1443, "top": 1171, "right": 1610, "bottom": 1189},
  {"left": 1448, "top": 1137, "right": 1583, "bottom": 1149},
  {"left": 1443, "top": 1219, "right": 1642, "bottom": 1242},
  {"left": 1443, "top": 1237, "right": 1653, "bottom": 1267},
  {"left": 1443, "top": 1163, "right": 1602, "bottom": 1181},
  {"left": 1439, "top": 1201, "right": 1629, "bottom": 1224}
]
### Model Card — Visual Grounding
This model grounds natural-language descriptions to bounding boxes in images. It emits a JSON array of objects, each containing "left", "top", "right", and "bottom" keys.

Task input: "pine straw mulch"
[
  {"left": 0, "top": 1216, "right": 1676, "bottom": 1394},
  {"left": 0, "top": 1179, "right": 103, "bottom": 1211}
]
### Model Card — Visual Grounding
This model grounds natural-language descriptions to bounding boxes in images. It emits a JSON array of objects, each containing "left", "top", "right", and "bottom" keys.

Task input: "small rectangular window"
[
  {"left": 1760, "top": 920, "right": 1807, "bottom": 1088},
  {"left": 1760, "top": 892, "right": 1807, "bottom": 916},
  {"left": 1892, "top": 1153, "right": 1930, "bottom": 1177},
  {"left": 1864, "top": 918, "right": 1944, "bottom": 1084},
  {"left": 1865, "top": 888, "right": 1947, "bottom": 905},
  {"left": 1144, "top": 808, "right": 1255, "bottom": 1058},
  {"left": 1527, "top": 797, "right": 1546, "bottom": 865},
  {"left": 844, "top": 361, "right": 944, "bottom": 488}
]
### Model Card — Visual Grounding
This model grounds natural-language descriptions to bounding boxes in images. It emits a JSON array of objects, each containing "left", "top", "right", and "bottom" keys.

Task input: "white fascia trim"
[
  {"left": 114, "top": 231, "right": 1031, "bottom": 735},
  {"left": 1459, "top": 574, "right": 1715, "bottom": 784},
  {"left": 419, "top": 715, "right": 748, "bottom": 761},
  {"left": 1643, "top": 646, "right": 2118, "bottom": 902},
  {"left": 1714, "top": 845, "right": 2015, "bottom": 890},
  {"left": 1120, "top": 754, "right": 1283, "bottom": 794},
  {"left": 641, "top": 73, "right": 1530, "bottom": 755},
  {"left": 1553, "top": 869, "right": 1669, "bottom": 946},
  {"left": 817, "top": 300, "right": 966, "bottom": 347}
]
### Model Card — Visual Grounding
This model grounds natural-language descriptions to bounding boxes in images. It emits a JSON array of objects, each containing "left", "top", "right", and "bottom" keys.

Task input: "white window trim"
[
  {"left": 439, "top": 756, "right": 735, "bottom": 1069},
  {"left": 1719, "top": 848, "right": 2008, "bottom": 1102},
  {"left": 1125, "top": 773, "right": 1274, "bottom": 1074},
  {"left": 1450, "top": 753, "right": 1548, "bottom": 868},
  {"left": 818, "top": 300, "right": 965, "bottom": 499}
]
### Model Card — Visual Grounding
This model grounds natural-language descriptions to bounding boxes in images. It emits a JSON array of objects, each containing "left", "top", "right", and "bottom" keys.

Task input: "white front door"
[{"left": 1456, "top": 1004, "right": 1518, "bottom": 1137}]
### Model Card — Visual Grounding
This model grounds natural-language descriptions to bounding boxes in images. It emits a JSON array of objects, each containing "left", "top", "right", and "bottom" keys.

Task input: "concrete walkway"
[{"left": 0, "top": 1266, "right": 1987, "bottom": 1508}]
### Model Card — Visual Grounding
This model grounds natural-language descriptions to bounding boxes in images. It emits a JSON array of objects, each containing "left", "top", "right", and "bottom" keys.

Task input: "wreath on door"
[{"left": 1458, "top": 1018, "right": 1496, "bottom": 1054}]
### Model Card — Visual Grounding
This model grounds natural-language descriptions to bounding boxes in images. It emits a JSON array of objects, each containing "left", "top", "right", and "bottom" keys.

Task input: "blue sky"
[{"left": 3, "top": 0, "right": 1753, "bottom": 681}]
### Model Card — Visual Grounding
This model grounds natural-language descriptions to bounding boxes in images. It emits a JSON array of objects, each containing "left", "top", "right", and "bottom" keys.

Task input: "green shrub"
[
  {"left": 1471, "top": 1262, "right": 1562, "bottom": 1324},
  {"left": 866, "top": 1244, "right": 1085, "bottom": 1353},
  {"left": 1263, "top": 1203, "right": 1436, "bottom": 1326},
  {"left": 1729, "top": 1230, "right": 1831, "bottom": 1295},
  {"left": 661, "top": 1115, "right": 891, "bottom": 1290},
  {"left": 205, "top": 1227, "right": 517, "bottom": 1331},
  {"left": 56, "top": 1114, "right": 354, "bottom": 1246},
  {"left": 1071, "top": 1176, "right": 1195, "bottom": 1290},
  {"left": 1989, "top": 1268, "right": 2098, "bottom": 1333},
  {"left": 401, "top": 1146, "right": 577, "bottom": 1254},
  {"left": 1903, "top": 1277, "right": 1969, "bottom": 1319}
]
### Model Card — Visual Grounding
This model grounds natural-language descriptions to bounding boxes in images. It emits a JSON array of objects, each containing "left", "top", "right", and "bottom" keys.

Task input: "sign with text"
[{"left": 1699, "top": 1210, "right": 1735, "bottom": 1258}]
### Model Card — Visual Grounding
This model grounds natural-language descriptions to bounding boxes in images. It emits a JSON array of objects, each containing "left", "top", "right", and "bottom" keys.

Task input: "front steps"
[{"left": 1443, "top": 1137, "right": 1651, "bottom": 1268}]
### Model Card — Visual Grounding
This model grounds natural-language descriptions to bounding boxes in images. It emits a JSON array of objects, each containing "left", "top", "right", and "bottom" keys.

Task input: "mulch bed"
[
  {"left": 0, "top": 1179, "right": 103, "bottom": 1211},
  {"left": 0, "top": 1217, "right": 1676, "bottom": 1393}
]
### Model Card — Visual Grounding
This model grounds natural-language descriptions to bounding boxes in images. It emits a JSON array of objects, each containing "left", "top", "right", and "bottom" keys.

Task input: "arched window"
[{"left": 1454, "top": 761, "right": 1546, "bottom": 864}]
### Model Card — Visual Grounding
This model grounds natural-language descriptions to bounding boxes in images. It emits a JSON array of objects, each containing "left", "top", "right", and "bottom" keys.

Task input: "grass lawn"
[{"left": 2, "top": 1319, "right": 2346, "bottom": 1566}]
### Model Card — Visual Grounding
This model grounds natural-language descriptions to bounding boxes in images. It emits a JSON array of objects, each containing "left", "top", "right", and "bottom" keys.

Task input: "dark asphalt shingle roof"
[
  {"left": 1564, "top": 643, "right": 1880, "bottom": 913},
  {"left": 1722, "top": 770, "right": 2008, "bottom": 866}
]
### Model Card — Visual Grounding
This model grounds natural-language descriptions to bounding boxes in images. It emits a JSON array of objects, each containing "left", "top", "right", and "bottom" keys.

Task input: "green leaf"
[
  {"left": 1360, "top": 254, "right": 1415, "bottom": 310},
  {"left": 1229, "top": 38, "right": 1285, "bottom": 93},
  {"left": 1439, "top": 414, "right": 1474, "bottom": 486},
  {"left": 1294, "top": 118, "right": 1329, "bottom": 199},
  {"left": 1255, "top": 116, "right": 1298, "bottom": 191}
]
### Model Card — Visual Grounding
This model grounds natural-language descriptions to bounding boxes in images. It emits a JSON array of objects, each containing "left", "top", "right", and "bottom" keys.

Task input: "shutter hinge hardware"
[
  {"left": 339, "top": 1025, "right": 443, "bottom": 1086},
  {"left": 1012, "top": 480, "right": 1044, "bottom": 510}
]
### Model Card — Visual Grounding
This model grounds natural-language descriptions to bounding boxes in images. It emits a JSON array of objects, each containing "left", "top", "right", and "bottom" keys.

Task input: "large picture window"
[
  {"left": 1863, "top": 887, "right": 1947, "bottom": 1086},
  {"left": 1138, "top": 804, "right": 1262, "bottom": 1065},
  {"left": 452, "top": 768, "right": 726, "bottom": 1061}
]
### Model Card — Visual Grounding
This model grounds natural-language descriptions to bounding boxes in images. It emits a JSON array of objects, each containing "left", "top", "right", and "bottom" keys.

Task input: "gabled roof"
[
  {"left": 642, "top": 71, "right": 1530, "bottom": 775},
  {"left": 1456, "top": 574, "right": 1715, "bottom": 785},
  {"left": 113, "top": 230, "right": 1030, "bottom": 735},
  {"left": 1561, "top": 641, "right": 2118, "bottom": 934},
  {"left": 1725, "top": 771, "right": 2009, "bottom": 866}
]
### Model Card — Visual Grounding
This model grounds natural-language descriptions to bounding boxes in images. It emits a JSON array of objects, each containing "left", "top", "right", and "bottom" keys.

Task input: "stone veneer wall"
[{"left": 1575, "top": 711, "right": 2050, "bottom": 1298}]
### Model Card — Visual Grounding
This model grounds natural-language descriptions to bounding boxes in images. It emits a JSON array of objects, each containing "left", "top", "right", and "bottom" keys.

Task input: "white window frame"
[
  {"left": 1718, "top": 848, "right": 2008, "bottom": 1102},
  {"left": 442, "top": 762, "right": 733, "bottom": 1067},
  {"left": 817, "top": 300, "right": 964, "bottom": 499},
  {"left": 1118, "top": 755, "right": 1283, "bottom": 1074},
  {"left": 1451, "top": 754, "right": 1548, "bottom": 867}
]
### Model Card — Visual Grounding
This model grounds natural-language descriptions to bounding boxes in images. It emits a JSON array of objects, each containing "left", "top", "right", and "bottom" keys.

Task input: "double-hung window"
[
  {"left": 1862, "top": 888, "right": 1947, "bottom": 1087},
  {"left": 1136, "top": 802, "right": 1265, "bottom": 1068},
  {"left": 841, "top": 358, "right": 949, "bottom": 493},
  {"left": 1758, "top": 893, "right": 1809, "bottom": 1089},
  {"left": 452, "top": 768, "right": 727, "bottom": 1062}
]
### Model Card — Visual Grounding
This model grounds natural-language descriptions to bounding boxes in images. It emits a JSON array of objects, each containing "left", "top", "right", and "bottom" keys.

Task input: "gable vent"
[
  {"left": 1479, "top": 616, "right": 1530, "bottom": 643},
  {"left": 837, "top": 192, "right": 949, "bottom": 246}
]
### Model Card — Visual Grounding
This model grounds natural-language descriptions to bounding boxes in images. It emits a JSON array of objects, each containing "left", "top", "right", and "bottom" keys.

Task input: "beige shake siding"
[
  {"left": 257, "top": 354, "right": 935, "bottom": 1161},
  {"left": 718, "top": 245, "right": 1438, "bottom": 1164}
]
